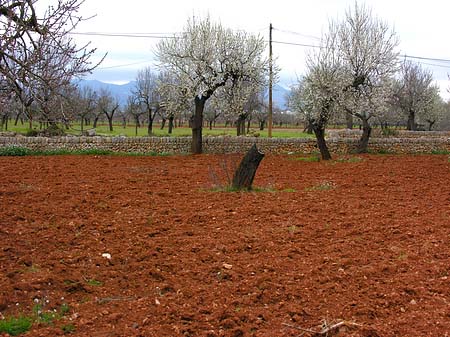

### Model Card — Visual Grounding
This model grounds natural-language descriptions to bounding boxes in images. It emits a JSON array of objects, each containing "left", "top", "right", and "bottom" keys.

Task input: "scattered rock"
[{"left": 223, "top": 263, "right": 233, "bottom": 270}]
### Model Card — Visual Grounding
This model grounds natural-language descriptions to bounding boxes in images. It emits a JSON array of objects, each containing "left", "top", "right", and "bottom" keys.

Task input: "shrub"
[
  {"left": 26, "top": 129, "right": 40, "bottom": 137},
  {"left": 0, "top": 146, "right": 33, "bottom": 156},
  {"left": 40, "top": 124, "right": 65, "bottom": 137},
  {"left": 381, "top": 128, "right": 399, "bottom": 137},
  {"left": 61, "top": 324, "right": 76, "bottom": 334},
  {"left": 0, "top": 316, "right": 32, "bottom": 336}
]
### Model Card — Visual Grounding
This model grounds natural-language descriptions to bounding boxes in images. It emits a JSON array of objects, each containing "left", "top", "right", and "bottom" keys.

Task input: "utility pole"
[{"left": 268, "top": 23, "right": 273, "bottom": 138}]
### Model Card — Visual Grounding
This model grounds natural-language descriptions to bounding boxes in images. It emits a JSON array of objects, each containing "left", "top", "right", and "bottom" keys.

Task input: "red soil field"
[{"left": 0, "top": 154, "right": 449, "bottom": 336}]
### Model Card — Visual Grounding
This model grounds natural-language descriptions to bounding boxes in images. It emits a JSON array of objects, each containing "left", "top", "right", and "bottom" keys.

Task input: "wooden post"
[
  {"left": 232, "top": 144, "right": 265, "bottom": 190},
  {"left": 268, "top": 23, "right": 273, "bottom": 138}
]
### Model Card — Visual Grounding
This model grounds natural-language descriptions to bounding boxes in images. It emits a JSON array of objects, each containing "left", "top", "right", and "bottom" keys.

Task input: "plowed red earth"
[{"left": 0, "top": 154, "right": 449, "bottom": 337}]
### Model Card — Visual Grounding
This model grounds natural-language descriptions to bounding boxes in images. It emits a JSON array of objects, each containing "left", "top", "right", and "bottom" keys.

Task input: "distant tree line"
[{"left": 1, "top": 1, "right": 449, "bottom": 155}]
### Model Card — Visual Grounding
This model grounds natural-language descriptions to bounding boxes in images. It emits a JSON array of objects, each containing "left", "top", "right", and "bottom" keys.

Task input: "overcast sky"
[{"left": 69, "top": 0, "right": 450, "bottom": 98}]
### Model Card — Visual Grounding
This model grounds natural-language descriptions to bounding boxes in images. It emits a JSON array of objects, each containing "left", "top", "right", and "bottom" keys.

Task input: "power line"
[
  {"left": 414, "top": 61, "right": 450, "bottom": 70},
  {"left": 271, "top": 40, "right": 322, "bottom": 48},
  {"left": 272, "top": 27, "right": 321, "bottom": 41},
  {"left": 97, "top": 59, "right": 155, "bottom": 70},
  {"left": 400, "top": 54, "right": 450, "bottom": 63},
  {"left": 71, "top": 30, "right": 450, "bottom": 70},
  {"left": 70, "top": 32, "right": 177, "bottom": 39}
]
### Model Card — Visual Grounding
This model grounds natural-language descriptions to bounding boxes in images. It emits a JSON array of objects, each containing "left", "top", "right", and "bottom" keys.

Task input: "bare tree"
[
  {"left": 437, "top": 100, "right": 450, "bottom": 130},
  {"left": 98, "top": 89, "right": 119, "bottom": 132},
  {"left": 91, "top": 105, "right": 103, "bottom": 129},
  {"left": 0, "top": 0, "right": 102, "bottom": 121},
  {"left": 133, "top": 67, "right": 161, "bottom": 135},
  {"left": 157, "top": 16, "right": 268, "bottom": 153},
  {"left": 418, "top": 94, "right": 446, "bottom": 131},
  {"left": 392, "top": 61, "right": 440, "bottom": 131},
  {"left": 125, "top": 96, "right": 145, "bottom": 136},
  {"left": 74, "top": 86, "right": 98, "bottom": 133}
]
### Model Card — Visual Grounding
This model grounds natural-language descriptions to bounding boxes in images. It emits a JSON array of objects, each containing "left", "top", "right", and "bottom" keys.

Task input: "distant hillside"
[
  {"left": 75, "top": 79, "right": 136, "bottom": 107},
  {"left": 267, "top": 83, "right": 290, "bottom": 110},
  {"left": 76, "top": 79, "right": 290, "bottom": 110}
]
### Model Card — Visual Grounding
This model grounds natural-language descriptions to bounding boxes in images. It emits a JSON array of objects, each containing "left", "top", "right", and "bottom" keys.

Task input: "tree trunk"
[
  {"left": 407, "top": 110, "right": 416, "bottom": 131},
  {"left": 192, "top": 96, "right": 206, "bottom": 154},
  {"left": 345, "top": 112, "right": 353, "bottom": 129},
  {"left": 80, "top": 117, "right": 84, "bottom": 133},
  {"left": 160, "top": 118, "right": 166, "bottom": 130},
  {"left": 107, "top": 117, "right": 113, "bottom": 131},
  {"left": 14, "top": 113, "right": 21, "bottom": 126},
  {"left": 259, "top": 120, "right": 265, "bottom": 131},
  {"left": 148, "top": 110, "right": 154, "bottom": 135},
  {"left": 304, "top": 120, "right": 314, "bottom": 134},
  {"left": 236, "top": 114, "right": 246, "bottom": 136},
  {"left": 232, "top": 144, "right": 265, "bottom": 190},
  {"left": 135, "top": 116, "right": 139, "bottom": 136},
  {"left": 93, "top": 116, "right": 99, "bottom": 128},
  {"left": 168, "top": 116, "right": 174, "bottom": 134},
  {"left": 313, "top": 126, "right": 331, "bottom": 160},
  {"left": 1, "top": 116, "right": 7, "bottom": 130},
  {"left": 356, "top": 118, "right": 372, "bottom": 153}
]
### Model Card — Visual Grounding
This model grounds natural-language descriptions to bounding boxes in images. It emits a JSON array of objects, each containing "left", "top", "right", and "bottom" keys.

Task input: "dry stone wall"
[{"left": 0, "top": 135, "right": 449, "bottom": 154}]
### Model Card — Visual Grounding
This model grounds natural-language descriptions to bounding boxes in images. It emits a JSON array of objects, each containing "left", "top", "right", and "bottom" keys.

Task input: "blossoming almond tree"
[
  {"left": 290, "top": 27, "right": 343, "bottom": 160},
  {"left": 156, "top": 72, "right": 191, "bottom": 134},
  {"left": 156, "top": 16, "right": 268, "bottom": 154},
  {"left": 333, "top": 2, "right": 399, "bottom": 152},
  {"left": 213, "top": 80, "right": 264, "bottom": 136}
]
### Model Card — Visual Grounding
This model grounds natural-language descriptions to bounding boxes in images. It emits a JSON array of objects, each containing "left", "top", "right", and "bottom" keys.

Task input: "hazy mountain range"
[{"left": 76, "top": 79, "right": 291, "bottom": 110}]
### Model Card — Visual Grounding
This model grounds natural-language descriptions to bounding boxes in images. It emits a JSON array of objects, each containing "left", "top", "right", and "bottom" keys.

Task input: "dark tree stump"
[{"left": 232, "top": 144, "right": 265, "bottom": 190}]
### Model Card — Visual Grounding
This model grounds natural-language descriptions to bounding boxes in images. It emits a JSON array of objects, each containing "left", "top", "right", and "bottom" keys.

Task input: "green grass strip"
[{"left": 0, "top": 146, "right": 171, "bottom": 157}]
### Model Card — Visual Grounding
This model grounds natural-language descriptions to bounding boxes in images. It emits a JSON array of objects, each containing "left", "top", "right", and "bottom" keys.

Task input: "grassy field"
[{"left": 3, "top": 121, "right": 314, "bottom": 138}]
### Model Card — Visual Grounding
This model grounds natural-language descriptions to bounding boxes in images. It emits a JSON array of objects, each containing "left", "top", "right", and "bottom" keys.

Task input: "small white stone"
[
  {"left": 223, "top": 263, "right": 233, "bottom": 270},
  {"left": 102, "top": 253, "right": 112, "bottom": 259}
]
